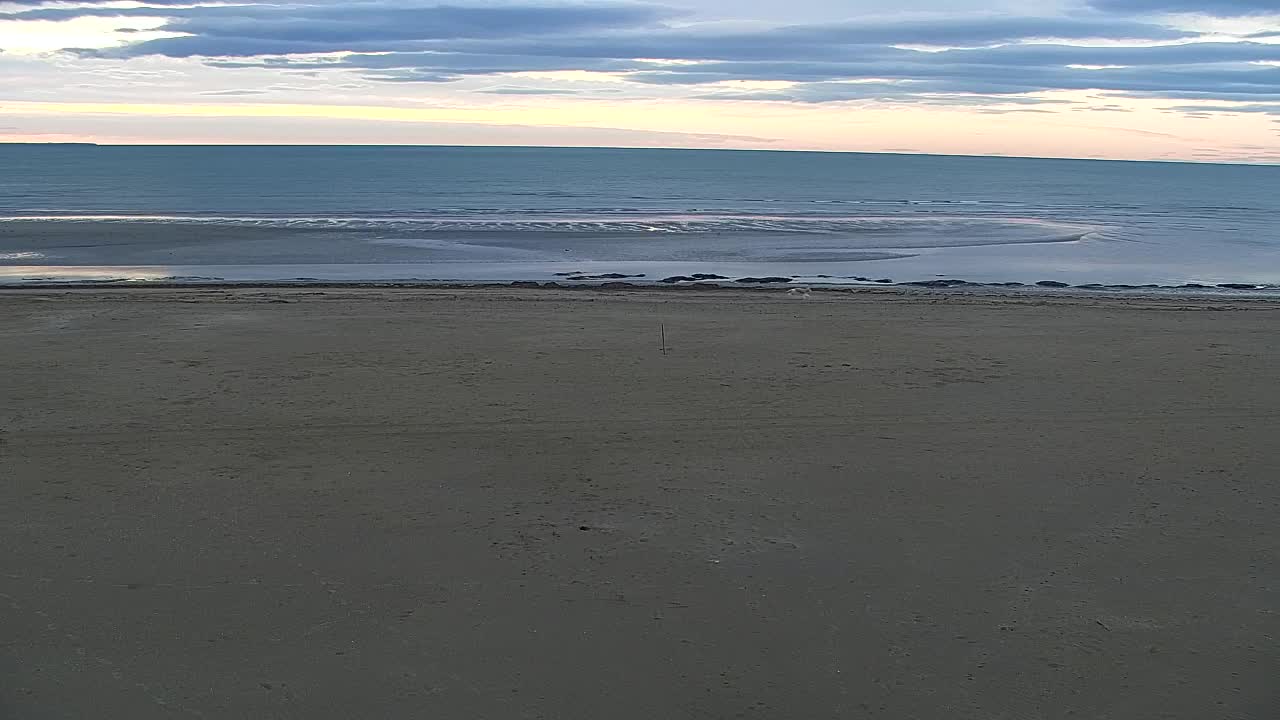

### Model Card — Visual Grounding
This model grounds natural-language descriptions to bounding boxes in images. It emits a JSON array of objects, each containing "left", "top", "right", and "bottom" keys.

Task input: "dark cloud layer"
[
  {"left": 7, "top": 0, "right": 1280, "bottom": 110},
  {"left": 34, "top": 3, "right": 681, "bottom": 57},
  {"left": 1164, "top": 102, "right": 1280, "bottom": 114},
  {"left": 32, "top": 5, "right": 1196, "bottom": 59},
  {"left": 195, "top": 37, "right": 1280, "bottom": 103},
  {"left": 1087, "top": 0, "right": 1280, "bottom": 15}
]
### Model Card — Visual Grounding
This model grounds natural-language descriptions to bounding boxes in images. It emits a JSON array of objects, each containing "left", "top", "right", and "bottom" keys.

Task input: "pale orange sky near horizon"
[{"left": 4, "top": 95, "right": 1276, "bottom": 165}]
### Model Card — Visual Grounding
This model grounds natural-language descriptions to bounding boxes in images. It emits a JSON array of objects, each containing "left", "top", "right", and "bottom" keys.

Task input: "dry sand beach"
[{"left": 1, "top": 286, "right": 1277, "bottom": 719}]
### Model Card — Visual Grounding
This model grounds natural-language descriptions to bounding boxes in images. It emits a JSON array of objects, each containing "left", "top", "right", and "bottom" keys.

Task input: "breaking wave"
[{"left": 0, "top": 212, "right": 1098, "bottom": 250}]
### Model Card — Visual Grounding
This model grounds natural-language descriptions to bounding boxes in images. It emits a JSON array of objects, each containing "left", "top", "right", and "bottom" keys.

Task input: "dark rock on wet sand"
[
  {"left": 874, "top": 279, "right": 894, "bottom": 284},
  {"left": 510, "top": 281, "right": 543, "bottom": 288},
  {"left": 1077, "top": 284, "right": 1158, "bottom": 290},
  {"left": 1218, "top": 283, "right": 1262, "bottom": 290},
  {"left": 568, "top": 273, "right": 647, "bottom": 280},
  {"left": 1036, "top": 281, "right": 1071, "bottom": 288},
  {"left": 735, "top": 277, "right": 793, "bottom": 284},
  {"left": 660, "top": 274, "right": 731, "bottom": 283},
  {"left": 900, "top": 279, "right": 978, "bottom": 288}
]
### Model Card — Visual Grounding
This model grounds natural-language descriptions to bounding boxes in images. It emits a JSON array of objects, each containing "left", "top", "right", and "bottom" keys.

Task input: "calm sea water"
[{"left": 1, "top": 145, "right": 1277, "bottom": 288}]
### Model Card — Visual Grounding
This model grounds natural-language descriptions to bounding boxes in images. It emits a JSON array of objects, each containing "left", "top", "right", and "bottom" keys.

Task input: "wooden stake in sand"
[{"left": 660, "top": 323, "right": 667, "bottom": 356}]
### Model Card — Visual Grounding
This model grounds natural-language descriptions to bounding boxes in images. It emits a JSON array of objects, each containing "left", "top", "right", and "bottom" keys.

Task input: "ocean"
[{"left": 1, "top": 145, "right": 1277, "bottom": 290}]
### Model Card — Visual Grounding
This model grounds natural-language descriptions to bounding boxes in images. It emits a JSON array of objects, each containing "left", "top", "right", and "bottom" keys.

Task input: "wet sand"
[{"left": 2, "top": 287, "right": 1277, "bottom": 719}]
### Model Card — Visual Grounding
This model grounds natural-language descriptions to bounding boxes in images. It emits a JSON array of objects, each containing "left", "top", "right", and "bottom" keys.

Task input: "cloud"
[
  {"left": 171, "top": 31, "right": 1280, "bottom": 103},
  {"left": 45, "top": 7, "right": 1196, "bottom": 60},
  {"left": 309, "top": 51, "right": 645, "bottom": 77},
  {"left": 974, "top": 107, "right": 1056, "bottom": 113},
  {"left": 594, "top": 51, "right": 1280, "bottom": 103},
  {"left": 1164, "top": 102, "right": 1280, "bottom": 114},
  {"left": 6, "top": 0, "right": 1279, "bottom": 112},
  {"left": 943, "top": 41, "right": 1280, "bottom": 66},
  {"left": 198, "top": 89, "right": 267, "bottom": 96},
  {"left": 164, "top": 41, "right": 1280, "bottom": 106},
  {"left": 12, "top": 3, "right": 684, "bottom": 57},
  {"left": 476, "top": 86, "right": 582, "bottom": 95},
  {"left": 1087, "top": 0, "right": 1280, "bottom": 16},
  {"left": 38, "top": 1, "right": 1262, "bottom": 108},
  {"left": 758, "top": 15, "right": 1192, "bottom": 45},
  {"left": 693, "top": 84, "right": 1079, "bottom": 104}
]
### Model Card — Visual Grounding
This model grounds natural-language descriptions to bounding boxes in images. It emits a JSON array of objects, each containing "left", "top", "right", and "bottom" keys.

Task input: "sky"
[{"left": 0, "top": 0, "right": 1278, "bottom": 161}]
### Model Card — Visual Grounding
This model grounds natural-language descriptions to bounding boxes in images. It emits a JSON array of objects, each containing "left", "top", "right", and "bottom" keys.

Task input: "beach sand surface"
[{"left": 1, "top": 287, "right": 1277, "bottom": 719}]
